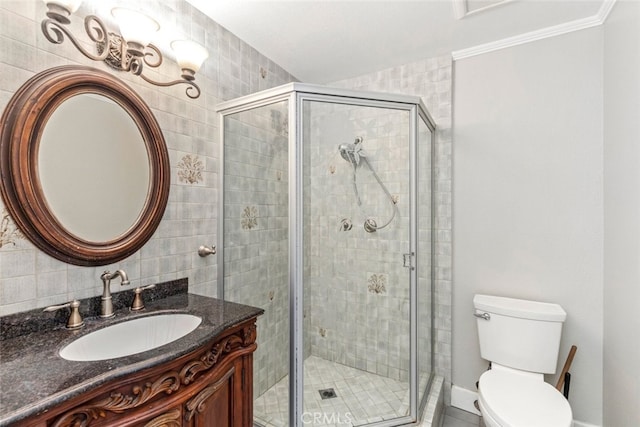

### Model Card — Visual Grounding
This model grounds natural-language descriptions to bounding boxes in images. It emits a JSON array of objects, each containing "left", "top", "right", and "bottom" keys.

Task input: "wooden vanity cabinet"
[{"left": 14, "top": 318, "right": 258, "bottom": 427}]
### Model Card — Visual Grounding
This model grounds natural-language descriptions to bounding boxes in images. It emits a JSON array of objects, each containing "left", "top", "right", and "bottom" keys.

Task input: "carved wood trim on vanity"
[
  {"left": 181, "top": 327, "right": 251, "bottom": 385},
  {"left": 143, "top": 409, "right": 182, "bottom": 427},
  {"left": 49, "top": 372, "right": 183, "bottom": 427},
  {"left": 184, "top": 367, "right": 235, "bottom": 421},
  {"left": 16, "top": 318, "right": 258, "bottom": 427}
]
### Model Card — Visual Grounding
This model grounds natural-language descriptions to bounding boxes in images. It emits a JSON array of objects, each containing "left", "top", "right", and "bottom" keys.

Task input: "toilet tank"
[{"left": 474, "top": 294, "right": 567, "bottom": 374}]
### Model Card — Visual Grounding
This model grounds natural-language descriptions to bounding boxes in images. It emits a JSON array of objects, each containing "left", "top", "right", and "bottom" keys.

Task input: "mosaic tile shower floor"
[{"left": 254, "top": 356, "right": 415, "bottom": 426}]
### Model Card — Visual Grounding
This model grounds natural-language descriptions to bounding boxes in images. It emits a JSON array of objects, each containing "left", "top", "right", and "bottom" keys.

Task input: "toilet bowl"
[
  {"left": 478, "top": 364, "right": 572, "bottom": 427},
  {"left": 474, "top": 295, "right": 573, "bottom": 427}
]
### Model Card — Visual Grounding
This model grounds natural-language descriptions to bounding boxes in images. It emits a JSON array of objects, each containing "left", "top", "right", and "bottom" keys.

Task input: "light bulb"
[
  {"left": 171, "top": 40, "right": 209, "bottom": 79},
  {"left": 111, "top": 8, "right": 159, "bottom": 54},
  {"left": 42, "top": 0, "right": 83, "bottom": 14}
]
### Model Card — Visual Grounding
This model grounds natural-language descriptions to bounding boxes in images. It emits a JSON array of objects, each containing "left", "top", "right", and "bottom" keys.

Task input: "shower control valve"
[{"left": 339, "top": 218, "right": 353, "bottom": 231}]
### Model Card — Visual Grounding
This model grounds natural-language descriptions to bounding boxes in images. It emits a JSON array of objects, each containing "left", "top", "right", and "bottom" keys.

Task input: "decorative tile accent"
[
  {"left": 356, "top": 118, "right": 376, "bottom": 137},
  {"left": 241, "top": 206, "right": 258, "bottom": 230},
  {"left": 368, "top": 273, "right": 387, "bottom": 294},
  {"left": 270, "top": 109, "right": 288, "bottom": 136},
  {"left": 0, "top": 209, "right": 24, "bottom": 249},
  {"left": 177, "top": 154, "right": 204, "bottom": 184}
]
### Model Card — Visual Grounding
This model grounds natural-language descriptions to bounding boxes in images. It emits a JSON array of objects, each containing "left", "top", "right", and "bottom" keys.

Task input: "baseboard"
[{"left": 450, "top": 385, "right": 481, "bottom": 416}]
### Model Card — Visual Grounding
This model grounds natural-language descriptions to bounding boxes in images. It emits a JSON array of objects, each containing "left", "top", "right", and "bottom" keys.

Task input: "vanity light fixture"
[{"left": 41, "top": 1, "right": 208, "bottom": 99}]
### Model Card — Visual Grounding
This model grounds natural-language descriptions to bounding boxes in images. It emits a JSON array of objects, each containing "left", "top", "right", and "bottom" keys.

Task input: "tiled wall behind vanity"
[
  {"left": 0, "top": 0, "right": 296, "bottom": 315},
  {"left": 332, "top": 57, "right": 453, "bottom": 402}
]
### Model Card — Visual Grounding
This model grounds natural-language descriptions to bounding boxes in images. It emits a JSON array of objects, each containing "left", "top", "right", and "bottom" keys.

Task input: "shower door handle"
[{"left": 403, "top": 252, "right": 415, "bottom": 270}]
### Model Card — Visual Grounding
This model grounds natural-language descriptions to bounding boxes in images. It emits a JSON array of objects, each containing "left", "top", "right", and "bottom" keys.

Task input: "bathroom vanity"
[
  {"left": 0, "top": 63, "right": 267, "bottom": 426},
  {"left": 0, "top": 288, "right": 263, "bottom": 427}
]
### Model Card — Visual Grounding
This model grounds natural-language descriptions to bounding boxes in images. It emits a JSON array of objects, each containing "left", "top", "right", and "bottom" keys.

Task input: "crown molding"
[
  {"left": 452, "top": 0, "right": 617, "bottom": 61},
  {"left": 597, "top": 0, "right": 617, "bottom": 22},
  {"left": 452, "top": 0, "right": 467, "bottom": 20}
]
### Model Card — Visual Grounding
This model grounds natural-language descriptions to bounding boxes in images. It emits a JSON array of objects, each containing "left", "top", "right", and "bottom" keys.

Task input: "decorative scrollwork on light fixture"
[{"left": 40, "top": 1, "right": 208, "bottom": 99}]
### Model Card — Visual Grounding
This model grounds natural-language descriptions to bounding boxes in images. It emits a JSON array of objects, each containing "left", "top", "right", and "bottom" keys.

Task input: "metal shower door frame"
[
  {"left": 216, "top": 83, "right": 436, "bottom": 427},
  {"left": 293, "top": 90, "right": 425, "bottom": 427}
]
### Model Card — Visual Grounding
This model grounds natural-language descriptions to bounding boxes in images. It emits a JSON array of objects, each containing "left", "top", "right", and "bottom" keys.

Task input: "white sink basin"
[{"left": 59, "top": 314, "right": 202, "bottom": 361}]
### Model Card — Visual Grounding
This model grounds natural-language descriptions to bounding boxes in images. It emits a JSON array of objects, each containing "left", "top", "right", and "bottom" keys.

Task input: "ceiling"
[{"left": 185, "top": 0, "right": 605, "bottom": 84}]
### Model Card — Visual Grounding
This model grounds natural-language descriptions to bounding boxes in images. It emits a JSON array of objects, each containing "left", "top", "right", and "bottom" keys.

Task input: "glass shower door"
[
  {"left": 218, "top": 83, "right": 434, "bottom": 427},
  {"left": 220, "top": 99, "right": 291, "bottom": 426},
  {"left": 299, "top": 98, "right": 415, "bottom": 426}
]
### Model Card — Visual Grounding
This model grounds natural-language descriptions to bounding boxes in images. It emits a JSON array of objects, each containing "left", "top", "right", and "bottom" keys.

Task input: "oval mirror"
[
  {"left": 39, "top": 93, "right": 151, "bottom": 242},
  {"left": 0, "top": 66, "right": 169, "bottom": 266}
]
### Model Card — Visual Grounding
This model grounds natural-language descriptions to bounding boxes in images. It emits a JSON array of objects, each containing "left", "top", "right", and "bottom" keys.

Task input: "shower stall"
[{"left": 217, "top": 83, "right": 435, "bottom": 427}]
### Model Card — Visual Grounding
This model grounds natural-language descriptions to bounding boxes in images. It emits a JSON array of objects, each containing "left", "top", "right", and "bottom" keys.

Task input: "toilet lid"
[{"left": 479, "top": 370, "right": 572, "bottom": 427}]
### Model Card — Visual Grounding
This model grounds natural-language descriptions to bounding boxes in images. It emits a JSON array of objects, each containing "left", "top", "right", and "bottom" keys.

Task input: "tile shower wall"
[
  {"left": 223, "top": 101, "right": 290, "bottom": 397},
  {"left": 0, "top": 0, "right": 295, "bottom": 315},
  {"left": 332, "top": 56, "right": 453, "bottom": 402},
  {"left": 303, "top": 102, "right": 413, "bottom": 382}
]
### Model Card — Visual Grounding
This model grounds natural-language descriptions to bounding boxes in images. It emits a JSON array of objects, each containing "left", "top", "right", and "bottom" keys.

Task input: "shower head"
[
  {"left": 338, "top": 136, "right": 365, "bottom": 166},
  {"left": 338, "top": 143, "right": 356, "bottom": 164}
]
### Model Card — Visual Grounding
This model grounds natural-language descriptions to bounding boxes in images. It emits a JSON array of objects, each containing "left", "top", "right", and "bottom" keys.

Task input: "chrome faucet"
[{"left": 100, "top": 270, "right": 130, "bottom": 318}]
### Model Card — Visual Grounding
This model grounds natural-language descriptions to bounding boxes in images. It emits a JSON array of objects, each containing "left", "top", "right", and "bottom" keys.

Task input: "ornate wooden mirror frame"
[{"left": 0, "top": 65, "right": 170, "bottom": 266}]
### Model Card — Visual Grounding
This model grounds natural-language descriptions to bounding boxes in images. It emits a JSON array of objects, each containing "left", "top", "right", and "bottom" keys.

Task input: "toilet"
[{"left": 474, "top": 294, "right": 573, "bottom": 427}]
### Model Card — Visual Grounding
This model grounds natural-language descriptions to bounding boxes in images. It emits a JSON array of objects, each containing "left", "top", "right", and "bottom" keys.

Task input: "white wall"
[
  {"left": 603, "top": 1, "right": 640, "bottom": 426},
  {"left": 452, "top": 28, "right": 604, "bottom": 425}
]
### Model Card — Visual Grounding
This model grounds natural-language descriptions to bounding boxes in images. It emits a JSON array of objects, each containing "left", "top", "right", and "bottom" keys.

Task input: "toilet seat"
[{"left": 478, "top": 369, "right": 572, "bottom": 427}]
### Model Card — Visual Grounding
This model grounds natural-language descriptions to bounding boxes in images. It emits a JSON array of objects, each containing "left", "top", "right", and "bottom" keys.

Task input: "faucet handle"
[
  {"left": 43, "top": 299, "right": 84, "bottom": 329},
  {"left": 130, "top": 284, "right": 156, "bottom": 311}
]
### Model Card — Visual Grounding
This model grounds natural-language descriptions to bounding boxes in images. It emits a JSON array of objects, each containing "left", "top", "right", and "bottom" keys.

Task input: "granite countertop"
[{"left": 0, "top": 289, "right": 263, "bottom": 425}]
